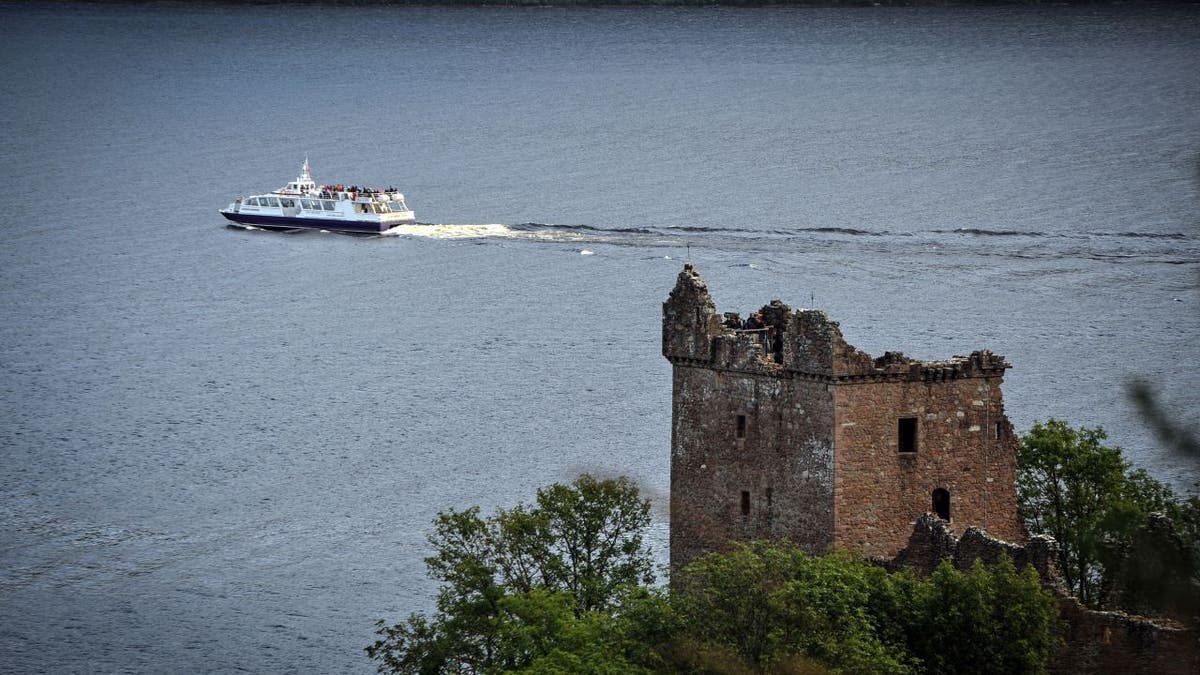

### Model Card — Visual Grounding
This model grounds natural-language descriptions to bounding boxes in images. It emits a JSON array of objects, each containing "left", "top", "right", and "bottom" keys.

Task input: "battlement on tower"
[{"left": 663, "top": 263, "right": 1010, "bottom": 381}]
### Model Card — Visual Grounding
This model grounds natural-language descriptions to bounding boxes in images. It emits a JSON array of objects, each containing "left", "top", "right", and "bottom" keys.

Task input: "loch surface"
[{"left": 1, "top": 3, "right": 1198, "bottom": 672}]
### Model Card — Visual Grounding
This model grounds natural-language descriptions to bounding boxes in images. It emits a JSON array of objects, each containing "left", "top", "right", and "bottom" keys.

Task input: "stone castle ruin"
[
  {"left": 663, "top": 263, "right": 1021, "bottom": 570},
  {"left": 661, "top": 264, "right": 1198, "bottom": 674},
  {"left": 893, "top": 515, "right": 1198, "bottom": 675}
]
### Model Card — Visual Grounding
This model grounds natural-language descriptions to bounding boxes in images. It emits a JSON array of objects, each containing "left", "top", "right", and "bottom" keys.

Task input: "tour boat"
[{"left": 219, "top": 160, "right": 416, "bottom": 233}]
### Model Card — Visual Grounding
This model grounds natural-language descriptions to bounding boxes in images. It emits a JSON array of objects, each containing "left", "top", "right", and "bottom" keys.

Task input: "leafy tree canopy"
[
  {"left": 1017, "top": 418, "right": 1200, "bottom": 614},
  {"left": 367, "top": 474, "right": 658, "bottom": 674},
  {"left": 674, "top": 542, "right": 1061, "bottom": 675},
  {"left": 372, "top": 478, "right": 1065, "bottom": 674}
]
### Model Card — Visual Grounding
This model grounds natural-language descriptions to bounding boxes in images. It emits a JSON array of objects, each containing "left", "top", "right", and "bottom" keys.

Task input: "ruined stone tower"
[{"left": 664, "top": 264, "right": 1022, "bottom": 571}]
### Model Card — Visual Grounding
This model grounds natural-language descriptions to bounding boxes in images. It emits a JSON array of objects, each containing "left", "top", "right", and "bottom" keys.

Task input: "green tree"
[
  {"left": 672, "top": 540, "right": 796, "bottom": 668},
  {"left": 907, "top": 557, "right": 1063, "bottom": 675},
  {"left": 1016, "top": 418, "right": 1178, "bottom": 605},
  {"left": 673, "top": 541, "right": 1061, "bottom": 675},
  {"left": 772, "top": 551, "right": 917, "bottom": 675},
  {"left": 492, "top": 588, "right": 658, "bottom": 675},
  {"left": 372, "top": 480, "right": 1068, "bottom": 674},
  {"left": 674, "top": 542, "right": 914, "bottom": 674},
  {"left": 367, "top": 474, "right": 657, "bottom": 674}
]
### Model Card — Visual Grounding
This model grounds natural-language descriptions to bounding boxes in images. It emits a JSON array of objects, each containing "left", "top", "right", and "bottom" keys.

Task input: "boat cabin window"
[
  {"left": 300, "top": 199, "right": 312, "bottom": 209},
  {"left": 245, "top": 198, "right": 258, "bottom": 206},
  {"left": 280, "top": 199, "right": 294, "bottom": 208},
  {"left": 266, "top": 197, "right": 279, "bottom": 207},
  {"left": 322, "top": 201, "right": 335, "bottom": 211}
]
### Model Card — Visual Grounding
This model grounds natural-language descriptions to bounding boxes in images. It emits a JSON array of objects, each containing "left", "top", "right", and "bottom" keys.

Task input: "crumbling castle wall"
[
  {"left": 664, "top": 264, "right": 1022, "bottom": 567},
  {"left": 1052, "top": 596, "right": 1198, "bottom": 675},
  {"left": 665, "top": 266, "right": 836, "bottom": 571},
  {"left": 890, "top": 515, "right": 1199, "bottom": 675},
  {"left": 890, "top": 513, "right": 1054, "bottom": 578},
  {"left": 669, "top": 367, "right": 836, "bottom": 571}
]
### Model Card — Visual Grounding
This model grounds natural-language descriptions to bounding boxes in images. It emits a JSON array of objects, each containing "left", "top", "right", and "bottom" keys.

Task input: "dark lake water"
[{"left": 1, "top": 2, "right": 1198, "bottom": 672}]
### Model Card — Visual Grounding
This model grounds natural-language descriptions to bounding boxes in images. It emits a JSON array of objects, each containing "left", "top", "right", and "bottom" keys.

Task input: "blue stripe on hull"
[{"left": 220, "top": 211, "right": 401, "bottom": 233}]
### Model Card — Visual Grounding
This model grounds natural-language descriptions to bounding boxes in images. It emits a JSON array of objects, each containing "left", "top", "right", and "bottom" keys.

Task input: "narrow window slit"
[{"left": 898, "top": 417, "right": 918, "bottom": 453}]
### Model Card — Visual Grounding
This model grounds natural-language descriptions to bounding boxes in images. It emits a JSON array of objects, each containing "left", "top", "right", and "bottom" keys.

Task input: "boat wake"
[
  {"left": 382, "top": 223, "right": 518, "bottom": 240},
  {"left": 230, "top": 220, "right": 1200, "bottom": 266},
  {"left": 383, "top": 223, "right": 597, "bottom": 243}
]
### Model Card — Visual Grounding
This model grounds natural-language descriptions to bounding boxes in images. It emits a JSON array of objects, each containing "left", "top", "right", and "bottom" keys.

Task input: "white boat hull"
[{"left": 220, "top": 209, "right": 414, "bottom": 233}]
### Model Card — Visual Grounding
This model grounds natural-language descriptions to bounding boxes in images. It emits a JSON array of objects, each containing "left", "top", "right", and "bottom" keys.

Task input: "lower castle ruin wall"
[{"left": 891, "top": 515, "right": 1198, "bottom": 675}]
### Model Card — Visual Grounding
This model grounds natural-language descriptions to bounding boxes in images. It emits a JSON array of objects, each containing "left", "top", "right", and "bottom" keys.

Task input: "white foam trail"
[
  {"left": 521, "top": 230, "right": 590, "bottom": 242},
  {"left": 580, "top": 249, "right": 595, "bottom": 256},
  {"left": 382, "top": 223, "right": 598, "bottom": 243},
  {"left": 383, "top": 223, "right": 515, "bottom": 239}
]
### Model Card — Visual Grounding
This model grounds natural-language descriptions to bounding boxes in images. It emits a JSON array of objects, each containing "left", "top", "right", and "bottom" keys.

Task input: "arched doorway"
[{"left": 932, "top": 488, "right": 950, "bottom": 521}]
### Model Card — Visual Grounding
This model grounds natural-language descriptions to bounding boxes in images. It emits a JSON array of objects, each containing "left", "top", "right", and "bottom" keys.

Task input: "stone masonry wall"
[
  {"left": 662, "top": 263, "right": 720, "bottom": 363},
  {"left": 1052, "top": 596, "right": 1200, "bottom": 675},
  {"left": 665, "top": 265, "right": 839, "bottom": 571},
  {"left": 669, "top": 365, "right": 835, "bottom": 572},
  {"left": 834, "top": 373, "right": 1022, "bottom": 558},
  {"left": 890, "top": 513, "right": 1054, "bottom": 578},
  {"left": 891, "top": 515, "right": 1199, "bottom": 675},
  {"left": 664, "top": 264, "right": 1022, "bottom": 567}
]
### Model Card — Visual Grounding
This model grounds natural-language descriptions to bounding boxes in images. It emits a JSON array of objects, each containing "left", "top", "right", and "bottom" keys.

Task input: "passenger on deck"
[
  {"left": 744, "top": 313, "right": 763, "bottom": 330},
  {"left": 723, "top": 313, "right": 743, "bottom": 329}
]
